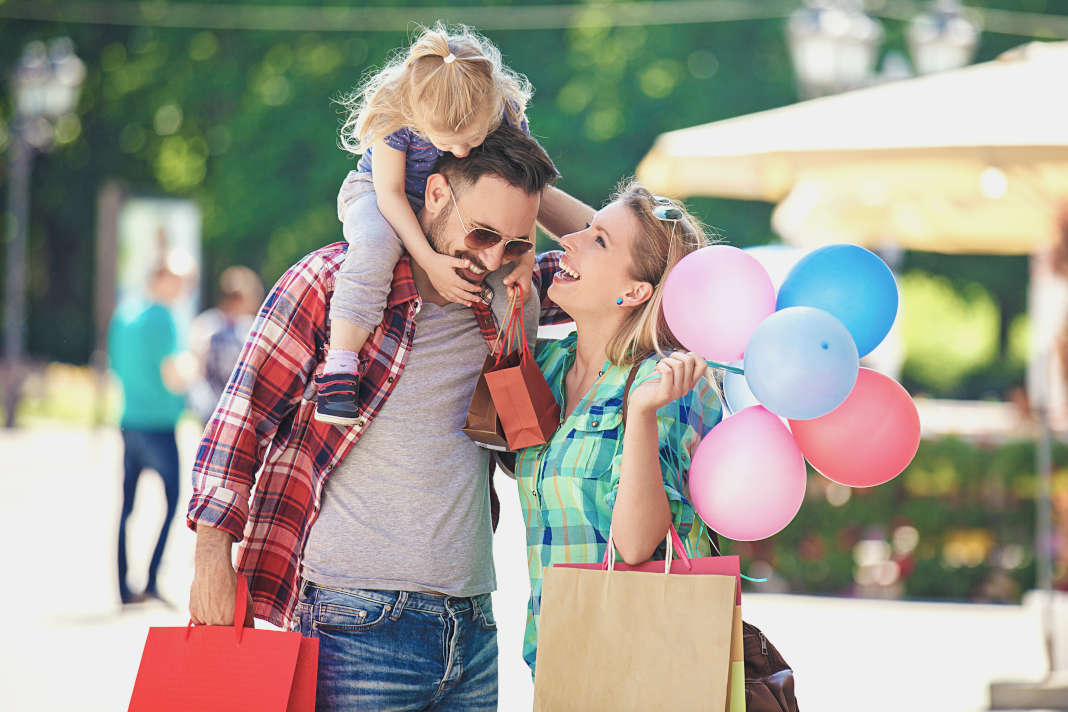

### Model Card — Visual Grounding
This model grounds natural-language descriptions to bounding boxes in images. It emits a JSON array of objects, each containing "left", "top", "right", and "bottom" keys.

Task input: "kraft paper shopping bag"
[{"left": 534, "top": 526, "right": 737, "bottom": 711}]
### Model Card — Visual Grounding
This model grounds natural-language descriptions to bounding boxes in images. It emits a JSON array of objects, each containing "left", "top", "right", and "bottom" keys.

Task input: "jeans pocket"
[
  {"left": 475, "top": 598, "right": 497, "bottom": 632},
  {"left": 313, "top": 599, "right": 391, "bottom": 633}
]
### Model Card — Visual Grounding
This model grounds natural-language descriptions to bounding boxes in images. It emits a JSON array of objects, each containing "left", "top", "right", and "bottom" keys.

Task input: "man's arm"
[
  {"left": 189, "top": 524, "right": 253, "bottom": 626},
  {"left": 538, "top": 186, "right": 594, "bottom": 239},
  {"left": 534, "top": 250, "right": 572, "bottom": 326},
  {"left": 186, "top": 251, "right": 330, "bottom": 624}
]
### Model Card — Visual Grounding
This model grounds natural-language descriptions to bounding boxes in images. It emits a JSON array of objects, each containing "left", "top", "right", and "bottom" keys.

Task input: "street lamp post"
[
  {"left": 908, "top": 0, "right": 981, "bottom": 76},
  {"left": 786, "top": 0, "right": 884, "bottom": 99},
  {"left": 3, "top": 39, "right": 85, "bottom": 428},
  {"left": 787, "top": 0, "right": 981, "bottom": 100}
]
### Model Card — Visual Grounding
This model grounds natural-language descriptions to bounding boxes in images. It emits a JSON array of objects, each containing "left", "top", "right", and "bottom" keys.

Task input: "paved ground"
[{"left": 0, "top": 424, "right": 1053, "bottom": 711}]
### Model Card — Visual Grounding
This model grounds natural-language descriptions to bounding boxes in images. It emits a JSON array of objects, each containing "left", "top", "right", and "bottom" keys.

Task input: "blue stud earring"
[{"left": 616, "top": 297, "right": 624, "bottom": 306}]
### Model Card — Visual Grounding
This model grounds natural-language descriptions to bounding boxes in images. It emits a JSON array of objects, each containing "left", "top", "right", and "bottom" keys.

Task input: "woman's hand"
[
  {"left": 628, "top": 351, "right": 707, "bottom": 417},
  {"left": 503, "top": 249, "right": 536, "bottom": 304},
  {"left": 422, "top": 251, "right": 484, "bottom": 306}
]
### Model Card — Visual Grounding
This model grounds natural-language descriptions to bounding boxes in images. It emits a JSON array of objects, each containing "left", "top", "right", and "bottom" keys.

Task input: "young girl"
[{"left": 316, "top": 24, "right": 543, "bottom": 424}]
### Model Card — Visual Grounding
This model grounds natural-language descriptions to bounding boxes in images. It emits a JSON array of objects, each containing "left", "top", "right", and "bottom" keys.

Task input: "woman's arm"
[
  {"left": 537, "top": 186, "right": 595, "bottom": 239},
  {"left": 610, "top": 352, "right": 708, "bottom": 564}
]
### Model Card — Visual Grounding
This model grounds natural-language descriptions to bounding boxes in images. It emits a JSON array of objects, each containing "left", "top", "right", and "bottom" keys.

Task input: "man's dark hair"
[{"left": 433, "top": 123, "right": 559, "bottom": 195}]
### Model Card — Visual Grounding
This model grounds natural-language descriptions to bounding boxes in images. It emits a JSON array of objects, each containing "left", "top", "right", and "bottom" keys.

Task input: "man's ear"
[{"left": 424, "top": 173, "right": 451, "bottom": 214}]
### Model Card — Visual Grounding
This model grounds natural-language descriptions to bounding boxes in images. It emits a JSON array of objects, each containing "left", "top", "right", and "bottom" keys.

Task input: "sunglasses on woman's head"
[
  {"left": 446, "top": 181, "right": 534, "bottom": 258},
  {"left": 652, "top": 196, "right": 684, "bottom": 222}
]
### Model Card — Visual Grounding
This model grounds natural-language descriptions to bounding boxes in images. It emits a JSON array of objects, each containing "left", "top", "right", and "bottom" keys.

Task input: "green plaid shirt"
[{"left": 515, "top": 332, "right": 722, "bottom": 672}]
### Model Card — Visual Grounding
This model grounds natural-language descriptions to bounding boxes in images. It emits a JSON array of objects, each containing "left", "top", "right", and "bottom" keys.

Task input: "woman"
[{"left": 515, "top": 180, "right": 723, "bottom": 673}]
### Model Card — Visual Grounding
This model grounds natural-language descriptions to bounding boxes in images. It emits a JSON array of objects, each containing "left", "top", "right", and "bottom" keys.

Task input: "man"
[
  {"left": 187, "top": 125, "right": 589, "bottom": 710},
  {"left": 109, "top": 251, "right": 195, "bottom": 604},
  {"left": 187, "top": 265, "right": 264, "bottom": 423}
]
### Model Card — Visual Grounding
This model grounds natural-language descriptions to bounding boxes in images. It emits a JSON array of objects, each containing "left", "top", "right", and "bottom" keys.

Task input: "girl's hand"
[
  {"left": 423, "top": 251, "right": 485, "bottom": 306},
  {"left": 503, "top": 249, "right": 536, "bottom": 304},
  {"left": 628, "top": 351, "right": 707, "bottom": 417}
]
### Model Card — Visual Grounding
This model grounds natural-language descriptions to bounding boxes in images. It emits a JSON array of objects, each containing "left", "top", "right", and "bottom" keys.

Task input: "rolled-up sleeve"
[{"left": 186, "top": 256, "right": 327, "bottom": 540}]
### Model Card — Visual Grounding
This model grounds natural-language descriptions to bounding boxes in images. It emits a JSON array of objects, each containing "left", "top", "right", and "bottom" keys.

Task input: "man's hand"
[{"left": 189, "top": 525, "right": 253, "bottom": 627}]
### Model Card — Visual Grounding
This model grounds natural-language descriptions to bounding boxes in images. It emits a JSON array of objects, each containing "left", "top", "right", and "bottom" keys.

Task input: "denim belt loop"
[{"left": 390, "top": 591, "right": 409, "bottom": 621}]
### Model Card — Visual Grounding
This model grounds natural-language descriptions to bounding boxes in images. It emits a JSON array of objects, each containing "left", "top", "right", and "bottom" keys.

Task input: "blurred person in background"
[
  {"left": 187, "top": 266, "right": 264, "bottom": 423},
  {"left": 108, "top": 251, "right": 197, "bottom": 605}
]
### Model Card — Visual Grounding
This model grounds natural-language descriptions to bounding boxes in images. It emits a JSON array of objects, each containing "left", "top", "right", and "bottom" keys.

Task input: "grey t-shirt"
[{"left": 302, "top": 299, "right": 496, "bottom": 596}]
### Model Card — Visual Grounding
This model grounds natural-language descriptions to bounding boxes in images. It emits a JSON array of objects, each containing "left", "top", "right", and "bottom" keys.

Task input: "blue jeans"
[
  {"left": 296, "top": 581, "right": 498, "bottom": 712},
  {"left": 117, "top": 427, "right": 179, "bottom": 599}
]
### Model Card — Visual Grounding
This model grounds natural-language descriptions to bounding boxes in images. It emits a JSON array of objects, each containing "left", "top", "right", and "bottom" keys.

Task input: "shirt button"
[
  {"left": 387, "top": 376, "right": 394, "bottom": 383},
  {"left": 356, "top": 419, "right": 366, "bottom": 427},
  {"left": 591, "top": 420, "right": 599, "bottom": 427}
]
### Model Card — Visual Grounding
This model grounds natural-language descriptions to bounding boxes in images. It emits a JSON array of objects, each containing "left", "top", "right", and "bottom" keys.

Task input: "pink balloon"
[
  {"left": 663, "top": 245, "right": 776, "bottom": 362},
  {"left": 689, "top": 406, "right": 807, "bottom": 541},
  {"left": 789, "top": 368, "right": 920, "bottom": 488}
]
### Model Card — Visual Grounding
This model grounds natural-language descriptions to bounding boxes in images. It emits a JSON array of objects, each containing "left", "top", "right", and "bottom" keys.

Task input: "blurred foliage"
[
  {"left": 723, "top": 435, "right": 1068, "bottom": 602},
  {"left": 1, "top": 0, "right": 1067, "bottom": 402}
]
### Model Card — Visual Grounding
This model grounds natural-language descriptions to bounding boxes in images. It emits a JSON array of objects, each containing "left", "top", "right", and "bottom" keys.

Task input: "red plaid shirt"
[{"left": 187, "top": 242, "right": 566, "bottom": 627}]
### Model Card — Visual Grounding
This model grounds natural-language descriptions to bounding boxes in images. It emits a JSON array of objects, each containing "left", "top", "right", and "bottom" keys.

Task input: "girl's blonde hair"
[
  {"left": 338, "top": 23, "right": 532, "bottom": 154},
  {"left": 605, "top": 179, "right": 717, "bottom": 367}
]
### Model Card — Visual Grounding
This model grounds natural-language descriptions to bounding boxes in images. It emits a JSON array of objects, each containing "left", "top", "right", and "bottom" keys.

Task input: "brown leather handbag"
[{"left": 742, "top": 619, "right": 799, "bottom": 711}]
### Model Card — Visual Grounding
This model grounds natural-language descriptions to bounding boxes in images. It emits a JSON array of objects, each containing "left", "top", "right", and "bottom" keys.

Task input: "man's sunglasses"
[{"left": 447, "top": 181, "right": 534, "bottom": 258}]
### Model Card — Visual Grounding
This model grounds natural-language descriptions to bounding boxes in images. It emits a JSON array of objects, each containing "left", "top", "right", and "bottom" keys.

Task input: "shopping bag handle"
[
  {"left": 602, "top": 523, "right": 692, "bottom": 573},
  {"left": 186, "top": 574, "right": 250, "bottom": 644},
  {"left": 492, "top": 287, "right": 522, "bottom": 364}
]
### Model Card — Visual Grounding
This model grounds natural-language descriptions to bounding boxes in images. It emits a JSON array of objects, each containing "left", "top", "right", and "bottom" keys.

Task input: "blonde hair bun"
[{"left": 338, "top": 23, "right": 532, "bottom": 154}]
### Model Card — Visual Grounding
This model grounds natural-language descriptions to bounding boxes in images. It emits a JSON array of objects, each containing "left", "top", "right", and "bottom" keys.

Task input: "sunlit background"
[{"left": 4, "top": 1, "right": 1068, "bottom": 710}]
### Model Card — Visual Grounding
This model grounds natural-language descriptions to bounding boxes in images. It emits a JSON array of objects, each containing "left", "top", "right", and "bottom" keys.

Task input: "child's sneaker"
[{"left": 314, "top": 372, "right": 361, "bottom": 425}]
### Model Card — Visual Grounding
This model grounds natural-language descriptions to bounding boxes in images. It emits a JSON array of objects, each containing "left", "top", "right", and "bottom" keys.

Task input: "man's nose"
[{"left": 481, "top": 243, "right": 506, "bottom": 272}]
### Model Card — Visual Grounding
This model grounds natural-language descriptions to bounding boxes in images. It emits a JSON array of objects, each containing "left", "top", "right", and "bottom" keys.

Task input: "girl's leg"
[{"left": 316, "top": 185, "right": 404, "bottom": 424}]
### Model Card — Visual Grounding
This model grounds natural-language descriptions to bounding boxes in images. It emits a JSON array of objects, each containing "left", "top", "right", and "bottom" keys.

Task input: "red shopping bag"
[
  {"left": 128, "top": 575, "right": 318, "bottom": 711},
  {"left": 483, "top": 289, "right": 560, "bottom": 449}
]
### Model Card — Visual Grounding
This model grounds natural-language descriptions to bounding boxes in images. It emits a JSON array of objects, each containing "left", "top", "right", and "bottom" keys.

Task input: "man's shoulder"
[
  {"left": 275, "top": 243, "right": 348, "bottom": 292},
  {"left": 294, "top": 242, "right": 348, "bottom": 274}
]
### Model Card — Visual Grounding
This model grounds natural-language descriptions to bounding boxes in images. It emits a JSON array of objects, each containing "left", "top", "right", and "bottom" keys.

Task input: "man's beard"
[{"left": 425, "top": 209, "right": 491, "bottom": 282}]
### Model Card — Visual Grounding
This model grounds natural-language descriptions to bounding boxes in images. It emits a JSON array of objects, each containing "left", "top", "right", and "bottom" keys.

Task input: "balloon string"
[
  {"left": 631, "top": 361, "right": 743, "bottom": 391},
  {"left": 708, "top": 360, "right": 744, "bottom": 374}
]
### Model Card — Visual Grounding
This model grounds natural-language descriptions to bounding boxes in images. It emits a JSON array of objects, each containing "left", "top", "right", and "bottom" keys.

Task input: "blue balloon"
[
  {"left": 723, "top": 360, "right": 761, "bottom": 414},
  {"left": 776, "top": 244, "right": 898, "bottom": 358},
  {"left": 744, "top": 307, "right": 859, "bottom": 420}
]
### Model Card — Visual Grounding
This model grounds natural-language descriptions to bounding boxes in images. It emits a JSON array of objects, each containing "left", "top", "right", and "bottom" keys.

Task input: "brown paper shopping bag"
[
  {"left": 533, "top": 526, "right": 736, "bottom": 712},
  {"left": 484, "top": 290, "right": 560, "bottom": 450},
  {"left": 461, "top": 353, "right": 514, "bottom": 451}
]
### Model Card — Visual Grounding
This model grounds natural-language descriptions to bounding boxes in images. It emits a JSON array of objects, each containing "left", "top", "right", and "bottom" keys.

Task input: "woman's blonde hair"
[
  {"left": 338, "top": 23, "right": 532, "bottom": 154},
  {"left": 605, "top": 179, "right": 717, "bottom": 367}
]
